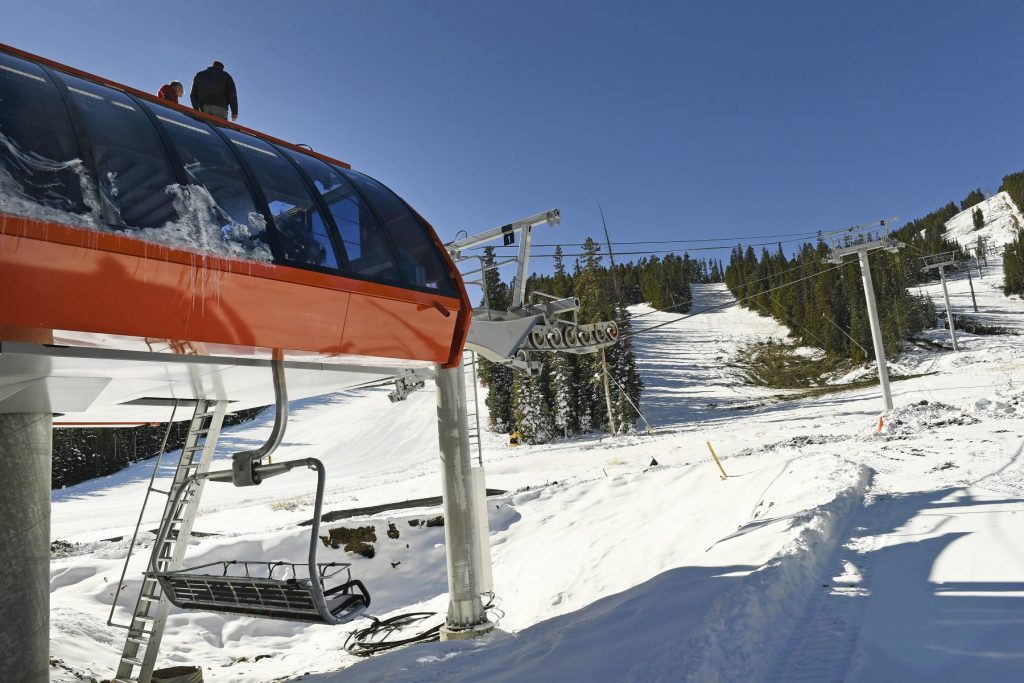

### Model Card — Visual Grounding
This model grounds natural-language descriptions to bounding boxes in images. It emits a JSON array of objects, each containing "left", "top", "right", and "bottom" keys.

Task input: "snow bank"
[
  {"left": 880, "top": 400, "right": 979, "bottom": 435},
  {"left": 627, "top": 466, "right": 872, "bottom": 683}
]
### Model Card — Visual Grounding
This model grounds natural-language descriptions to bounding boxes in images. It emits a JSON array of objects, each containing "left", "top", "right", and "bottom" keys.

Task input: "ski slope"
[{"left": 50, "top": 274, "right": 1024, "bottom": 682}]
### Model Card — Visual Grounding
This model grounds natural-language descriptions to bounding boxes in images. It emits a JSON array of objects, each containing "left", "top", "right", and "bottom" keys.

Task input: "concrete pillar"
[
  {"left": 0, "top": 412, "right": 52, "bottom": 682},
  {"left": 857, "top": 250, "right": 893, "bottom": 411},
  {"left": 435, "top": 362, "right": 493, "bottom": 640}
]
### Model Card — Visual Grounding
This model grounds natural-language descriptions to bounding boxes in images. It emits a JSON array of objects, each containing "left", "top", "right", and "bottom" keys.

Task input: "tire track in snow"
[
  {"left": 767, "top": 490, "right": 890, "bottom": 683},
  {"left": 626, "top": 465, "right": 873, "bottom": 683}
]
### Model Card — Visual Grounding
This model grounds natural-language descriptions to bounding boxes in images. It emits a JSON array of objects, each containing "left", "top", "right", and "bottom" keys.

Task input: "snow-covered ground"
[{"left": 50, "top": 266, "right": 1024, "bottom": 680}]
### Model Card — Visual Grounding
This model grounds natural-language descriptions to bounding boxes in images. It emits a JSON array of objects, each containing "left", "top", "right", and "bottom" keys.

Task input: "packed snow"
[{"left": 49, "top": 267, "right": 1024, "bottom": 679}]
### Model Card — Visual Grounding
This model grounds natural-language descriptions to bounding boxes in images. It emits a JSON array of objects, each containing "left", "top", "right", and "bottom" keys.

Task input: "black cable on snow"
[{"left": 343, "top": 595, "right": 501, "bottom": 657}]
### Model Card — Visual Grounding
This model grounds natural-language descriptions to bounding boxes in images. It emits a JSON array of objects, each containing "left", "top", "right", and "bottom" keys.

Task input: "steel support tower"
[
  {"left": 823, "top": 217, "right": 903, "bottom": 411},
  {"left": 920, "top": 252, "right": 961, "bottom": 352}
]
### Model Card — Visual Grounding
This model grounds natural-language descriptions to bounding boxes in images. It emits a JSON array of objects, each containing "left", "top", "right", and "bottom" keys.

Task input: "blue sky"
[{"left": 5, "top": 1, "right": 1023, "bottom": 268}]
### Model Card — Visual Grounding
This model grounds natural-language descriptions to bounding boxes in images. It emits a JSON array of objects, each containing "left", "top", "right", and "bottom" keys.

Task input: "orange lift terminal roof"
[{"left": 0, "top": 43, "right": 471, "bottom": 423}]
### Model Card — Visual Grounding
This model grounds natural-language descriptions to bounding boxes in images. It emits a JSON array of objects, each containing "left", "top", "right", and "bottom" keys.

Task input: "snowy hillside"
[
  {"left": 50, "top": 283, "right": 1024, "bottom": 682},
  {"left": 943, "top": 191, "right": 1022, "bottom": 251}
]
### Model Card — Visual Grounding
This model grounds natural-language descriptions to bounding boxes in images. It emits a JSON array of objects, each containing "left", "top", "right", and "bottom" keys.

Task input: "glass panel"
[
  {"left": 284, "top": 150, "right": 403, "bottom": 285},
  {"left": 221, "top": 130, "right": 340, "bottom": 271},
  {"left": 59, "top": 73, "right": 178, "bottom": 230},
  {"left": 0, "top": 53, "right": 91, "bottom": 218},
  {"left": 340, "top": 169, "right": 458, "bottom": 295},
  {"left": 147, "top": 102, "right": 272, "bottom": 261}
]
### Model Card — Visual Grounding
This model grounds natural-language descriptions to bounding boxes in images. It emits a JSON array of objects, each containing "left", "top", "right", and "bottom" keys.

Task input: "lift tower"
[
  {"left": 437, "top": 210, "right": 621, "bottom": 639},
  {"left": 920, "top": 251, "right": 961, "bottom": 352},
  {"left": 823, "top": 218, "right": 904, "bottom": 411}
]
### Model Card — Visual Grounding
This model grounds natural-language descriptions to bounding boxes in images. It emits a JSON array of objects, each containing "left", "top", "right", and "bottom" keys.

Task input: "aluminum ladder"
[
  {"left": 463, "top": 350, "right": 483, "bottom": 466},
  {"left": 113, "top": 399, "right": 229, "bottom": 683}
]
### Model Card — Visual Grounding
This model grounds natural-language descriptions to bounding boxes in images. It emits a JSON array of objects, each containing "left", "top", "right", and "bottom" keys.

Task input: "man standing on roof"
[
  {"left": 157, "top": 80, "right": 184, "bottom": 104},
  {"left": 190, "top": 60, "right": 238, "bottom": 121}
]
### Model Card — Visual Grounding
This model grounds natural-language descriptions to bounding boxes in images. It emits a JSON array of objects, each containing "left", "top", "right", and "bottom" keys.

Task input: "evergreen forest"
[{"left": 52, "top": 408, "right": 262, "bottom": 489}]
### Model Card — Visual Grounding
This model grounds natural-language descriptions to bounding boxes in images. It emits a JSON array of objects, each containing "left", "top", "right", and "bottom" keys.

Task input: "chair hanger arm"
[{"left": 230, "top": 359, "right": 288, "bottom": 487}]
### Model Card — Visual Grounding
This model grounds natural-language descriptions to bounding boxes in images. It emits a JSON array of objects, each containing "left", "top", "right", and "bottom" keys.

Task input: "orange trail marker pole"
[
  {"left": 877, "top": 416, "right": 884, "bottom": 433},
  {"left": 706, "top": 441, "right": 728, "bottom": 480}
]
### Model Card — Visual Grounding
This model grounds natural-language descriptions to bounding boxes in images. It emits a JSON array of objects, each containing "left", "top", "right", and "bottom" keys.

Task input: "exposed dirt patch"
[{"left": 320, "top": 525, "right": 377, "bottom": 558}]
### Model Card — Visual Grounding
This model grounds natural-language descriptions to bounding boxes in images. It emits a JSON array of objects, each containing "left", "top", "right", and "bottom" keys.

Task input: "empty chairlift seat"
[
  {"left": 152, "top": 457, "right": 370, "bottom": 625},
  {"left": 157, "top": 560, "right": 369, "bottom": 625}
]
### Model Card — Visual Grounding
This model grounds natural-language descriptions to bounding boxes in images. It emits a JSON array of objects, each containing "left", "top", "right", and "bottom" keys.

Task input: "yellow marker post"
[{"left": 706, "top": 441, "right": 728, "bottom": 480}]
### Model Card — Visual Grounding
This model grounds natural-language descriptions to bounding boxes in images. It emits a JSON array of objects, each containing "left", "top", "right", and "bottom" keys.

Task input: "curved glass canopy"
[{"left": 0, "top": 49, "right": 458, "bottom": 297}]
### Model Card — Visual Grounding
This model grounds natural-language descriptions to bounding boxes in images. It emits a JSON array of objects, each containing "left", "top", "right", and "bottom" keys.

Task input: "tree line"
[
  {"left": 52, "top": 408, "right": 263, "bottom": 489},
  {"left": 476, "top": 242, "right": 722, "bottom": 443}
]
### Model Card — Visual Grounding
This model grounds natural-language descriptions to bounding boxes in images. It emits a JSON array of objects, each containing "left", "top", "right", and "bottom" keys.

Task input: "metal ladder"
[
  {"left": 114, "top": 399, "right": 229, "bottom": 683},
  {"left": 463, "top": 350, "right": 483, "bottom": 467}
]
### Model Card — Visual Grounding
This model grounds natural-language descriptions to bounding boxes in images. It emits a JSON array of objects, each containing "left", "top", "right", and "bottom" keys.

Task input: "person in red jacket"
[{"left": 157, "top": 81, "right": 184, "bottom": 104}]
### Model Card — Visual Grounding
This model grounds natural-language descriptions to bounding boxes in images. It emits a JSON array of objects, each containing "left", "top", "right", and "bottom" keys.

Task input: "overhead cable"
[{"left": 464, "top": 229, "right": 825, "bottom": 250}]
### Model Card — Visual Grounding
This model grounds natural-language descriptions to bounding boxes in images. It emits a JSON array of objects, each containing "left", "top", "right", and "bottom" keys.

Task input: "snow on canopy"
[{"left": 0, "top": 129, "right": 272, "bottom": 262}]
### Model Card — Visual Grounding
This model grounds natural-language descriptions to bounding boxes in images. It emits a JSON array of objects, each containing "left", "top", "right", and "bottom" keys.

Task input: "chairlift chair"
[{"left": 152, "top": 457, "right": 370, "bottom": 625}]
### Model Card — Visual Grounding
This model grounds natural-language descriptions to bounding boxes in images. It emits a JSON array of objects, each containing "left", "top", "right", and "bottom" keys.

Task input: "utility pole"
[
  {"left": 598, "top": 202, "right": 620, "bottom": 435},
  {"left": 823, "top": 217, "right": 903, "bottom": 411},
  {"left": 965, "top": 266, "right": 979, "bottom": 313},
  {"left": 920, "top": 252, "right": 960, "bottom": 352}
]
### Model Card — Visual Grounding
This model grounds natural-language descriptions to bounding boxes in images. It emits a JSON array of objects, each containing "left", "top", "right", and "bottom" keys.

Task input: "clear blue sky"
[{"left": 5, "top": 1, "right": 1022, "bottom": 268}]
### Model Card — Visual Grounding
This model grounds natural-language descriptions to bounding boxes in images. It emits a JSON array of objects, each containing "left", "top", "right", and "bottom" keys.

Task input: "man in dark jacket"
[{"left": 190, "top": 61, "right": 238, "bottom": 121}]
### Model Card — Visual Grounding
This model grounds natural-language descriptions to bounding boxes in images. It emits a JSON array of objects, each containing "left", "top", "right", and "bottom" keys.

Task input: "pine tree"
[
  {"left": 961, "top": 188, "right": 985, "bottom": 211},
  {"left": 606, "top": 304, "right": 643, "bottom": 432},
  {"left": 973, "top": 207, "right": 985, "bottom": 230},
  {"left": 1004, "top": 230, "right": 1024, "bottom": 297},
  {"left": 1001, "top": 172, "right": 1024, "bottom": 215},
  {"left": 514, "top": 371, "right": 555, "bottom": 443},
  {"left": 549, "top": 351, "right": 580, "bottom": 437}
]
